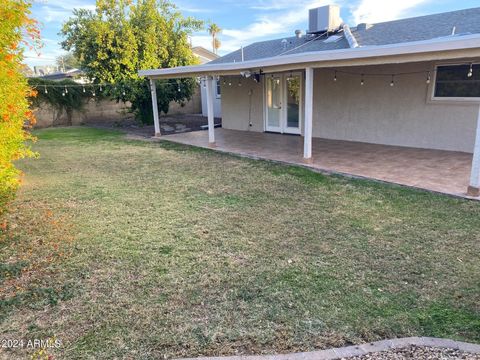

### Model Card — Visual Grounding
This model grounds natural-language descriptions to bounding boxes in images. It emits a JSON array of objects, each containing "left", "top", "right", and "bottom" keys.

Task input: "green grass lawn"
[{"left": 1, "top": 127, "right": 479, "bottom": 359}]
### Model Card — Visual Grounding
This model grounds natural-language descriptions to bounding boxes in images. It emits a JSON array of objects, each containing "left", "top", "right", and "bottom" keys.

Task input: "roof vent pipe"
[
  {"left": 343, "top": 24, "right": 359, "bottom": 48},
  {"left": 241, "top": 46, "right": 244, "bottom": 61},
  {"left": 295, "top": 29, "right": 303, "bottom": 38}
]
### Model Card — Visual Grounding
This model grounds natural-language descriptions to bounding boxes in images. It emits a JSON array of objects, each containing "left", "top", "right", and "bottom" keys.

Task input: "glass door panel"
[
  {"left": 266, "top": 76, "right": 282, "bottom": 131},
  {"left": 285, "top": 74, "right": 301, "bottom": 134}
]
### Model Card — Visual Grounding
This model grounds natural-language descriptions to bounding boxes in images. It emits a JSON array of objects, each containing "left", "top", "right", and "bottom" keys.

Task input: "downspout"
[{"left": 343, "top": 24, "right": 359, "bottom": 48}]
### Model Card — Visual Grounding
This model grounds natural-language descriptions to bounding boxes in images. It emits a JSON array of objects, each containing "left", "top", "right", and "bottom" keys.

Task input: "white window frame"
[{"left": 430, "top": 62, "right": 480, "bottom": 103}]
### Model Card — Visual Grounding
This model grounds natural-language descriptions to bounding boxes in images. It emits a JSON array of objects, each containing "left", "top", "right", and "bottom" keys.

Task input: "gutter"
[{"left": 139, "top": 33, "right": 480, "bottom": 78}]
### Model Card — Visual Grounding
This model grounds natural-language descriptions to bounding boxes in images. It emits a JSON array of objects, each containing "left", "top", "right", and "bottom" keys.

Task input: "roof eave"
[{"left": 139, "top": 34, "right": 480, "bottom": 79}]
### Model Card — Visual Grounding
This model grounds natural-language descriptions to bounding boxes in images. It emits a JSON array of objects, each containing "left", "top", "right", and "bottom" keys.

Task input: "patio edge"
[
  {"left": 154, "top": 137, "right": 479, "bottom": 202},
  {"left": 179, "top": 337, "right": 480, "bottom": 360}
]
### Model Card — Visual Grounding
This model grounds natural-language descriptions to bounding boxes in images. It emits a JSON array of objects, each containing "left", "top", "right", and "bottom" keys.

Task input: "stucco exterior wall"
[
  {"left": 221, "top": 76, "right": 264, "bottom": 132},
  {"left": 221, "top": 61, "right": 479, "bottom": 153},
  {"left": 200, "top": 82, "right": 222, "bottom": 118}
]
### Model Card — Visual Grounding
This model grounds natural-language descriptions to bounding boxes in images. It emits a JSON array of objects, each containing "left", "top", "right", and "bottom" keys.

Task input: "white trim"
[
  {"left": 139, "top": 34, "right": 480, "bottom": 78},
  {"left": 206, "top": 77, "right": 215, "bottom": 144},
  {"left": 430, "top": 62, "right": 480, "bottom": 103},
  {"left": 149, "top": 79, "right": 161, "bottom": 137},
  {"left": 304, "top": 67, "right": 314, "bottom": 160}
]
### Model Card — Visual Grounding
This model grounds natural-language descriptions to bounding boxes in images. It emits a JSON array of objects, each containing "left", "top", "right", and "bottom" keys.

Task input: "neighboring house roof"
[
  {"left": 192, "top": 46, "right": 219, "bottom": 64},
  {"left": 210, "top": 7, "right": 480, "bottom": 64},
  {"left": 38, "top": 68, "right": 84, "bottom": 81}
]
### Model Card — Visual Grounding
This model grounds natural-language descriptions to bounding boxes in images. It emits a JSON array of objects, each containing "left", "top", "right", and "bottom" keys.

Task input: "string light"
[
  {"left": 122, "top": 88, "right": 126, "bottom": 96},
  {"left": 82, "top": 85, "right": 86, "bottom": 93},
  {"left": 44, "top": 85, "right": 48, "bottom": 94},
  {"left": 390, "top": 75, "right": 395, "bottom": 87},
  {"left": 64, "top": 85, "right": 68, "bottom": 94},
  {"left": 99, "top": 85, "right": 103, "bottom": 92},
  {"left": 228, "top": 79, "right": 232, "bottom": 86},
  {"left": 62, "top": 90, "right": 65, "bottom": 96},
  {"left": 426, "top": 71, "right": 431, "bottom": 84},
  {"left": 92, "top": 89, "right": 96, "bottom": 97},
  {"left": 333, "top": 70, "right": 337, "bottom": 82},
  {"left": 468, "top": 63, "right": 473, "bottom": 78},
  {"left": 178, "top": 83, "right": 181, "bottom": 92},
  {"left": 360, "top": 74, "right": 365, "bottom": 86}
]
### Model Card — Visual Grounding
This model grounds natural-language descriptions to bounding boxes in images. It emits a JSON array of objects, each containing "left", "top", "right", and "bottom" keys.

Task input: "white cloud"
[
  {"left": 193, "top": 0, "right": 339, "bottom": 54},
  {"left": 350, "top": 0, "right": 431, "bottom": 24}
]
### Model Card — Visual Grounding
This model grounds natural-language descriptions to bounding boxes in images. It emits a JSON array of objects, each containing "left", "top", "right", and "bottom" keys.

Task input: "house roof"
[
  {"left": 192, "top": 46, "right": 219, "bottom": 64},
  {"left": 211, "top": 7, "right": 480, "bottom": 64},
  {"left": 139, "top": 7, "right": 480, "bottom": 79}
]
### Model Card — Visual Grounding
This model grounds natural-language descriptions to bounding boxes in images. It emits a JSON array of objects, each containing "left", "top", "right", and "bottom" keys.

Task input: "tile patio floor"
[{"left": 161, "top": 128, "right": 476, "bottom": 199}]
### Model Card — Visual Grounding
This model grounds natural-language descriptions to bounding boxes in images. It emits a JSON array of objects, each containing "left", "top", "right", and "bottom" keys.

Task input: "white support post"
[
  {"left": 468, "top": 105, "right": 480, "bottom": 196},
  {"left": 149, "top": 78, "right": 161, "bottom": 137},
  {"left": 303, "top": 67, "right": 314, "bottom": 162},
  {"left": 205, "top": 76, "right": 216, "bottom": 147}
]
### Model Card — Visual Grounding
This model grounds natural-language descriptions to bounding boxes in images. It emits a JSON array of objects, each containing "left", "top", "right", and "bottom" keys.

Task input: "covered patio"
[{"left": 161, "top": 128, "right": 476, "bottom": 198}]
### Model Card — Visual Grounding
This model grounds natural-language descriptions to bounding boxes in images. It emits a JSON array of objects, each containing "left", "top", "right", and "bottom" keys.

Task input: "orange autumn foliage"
[{"left": 0, "top": 0, "right": 40, "bottom": 216}]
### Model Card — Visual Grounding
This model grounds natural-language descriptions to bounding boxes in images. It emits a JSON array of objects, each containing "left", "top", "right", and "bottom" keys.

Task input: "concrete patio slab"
[{"left": 160, "top": 129, "right": 477, "bottom": 200}]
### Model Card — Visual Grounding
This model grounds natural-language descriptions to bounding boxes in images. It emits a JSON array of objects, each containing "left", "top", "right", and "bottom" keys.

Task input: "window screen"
[{"left": 434, "top": 64, "right": 480, "bottom": 98}]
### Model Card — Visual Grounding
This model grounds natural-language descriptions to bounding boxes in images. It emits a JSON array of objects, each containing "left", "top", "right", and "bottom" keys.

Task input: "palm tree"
[{"left": 208, "top": 23, "right": 222, "bottom": 54}]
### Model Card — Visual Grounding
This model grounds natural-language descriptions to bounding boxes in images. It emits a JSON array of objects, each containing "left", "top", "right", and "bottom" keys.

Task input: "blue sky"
[{"left": 25, "top": 0, "right": 480, "bottom": 68}]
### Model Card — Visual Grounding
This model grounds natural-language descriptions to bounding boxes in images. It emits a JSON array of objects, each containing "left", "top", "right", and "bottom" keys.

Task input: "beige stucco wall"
[
  {"left": 221, "top": 61, "right": 479, "bottom": 153},
  {"left": 221, "top": 76, "right": 264, "bottom": 132}
]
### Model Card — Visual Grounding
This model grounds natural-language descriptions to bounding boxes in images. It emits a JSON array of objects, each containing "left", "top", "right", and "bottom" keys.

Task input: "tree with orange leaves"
[{"left": 0, "top": 0, "right": 40, "bottom": 216}]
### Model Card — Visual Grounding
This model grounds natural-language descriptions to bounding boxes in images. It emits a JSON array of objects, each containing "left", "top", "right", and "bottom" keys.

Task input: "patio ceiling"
[{"left": 139, "top": 34, "right": 480, "bottom": 79}]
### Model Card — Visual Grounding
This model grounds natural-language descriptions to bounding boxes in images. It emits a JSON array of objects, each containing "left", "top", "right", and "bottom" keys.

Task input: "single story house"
[{"left": 140, "top": 5, "right": 480, "bottom": 197}]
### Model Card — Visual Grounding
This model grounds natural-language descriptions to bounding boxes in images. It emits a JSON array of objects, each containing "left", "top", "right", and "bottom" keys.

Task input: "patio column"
[
  {"left": 149, "top": 78, "right": 161, "bottom": 137},
  {"left": 468, "top": 105, "right": 480, "bottom": 196},
  {"left": 205, "top": 76, "right": 216, "bottom": 147},
  {"left": 303, "top": 67, "right": 314, "bottom": 162}
]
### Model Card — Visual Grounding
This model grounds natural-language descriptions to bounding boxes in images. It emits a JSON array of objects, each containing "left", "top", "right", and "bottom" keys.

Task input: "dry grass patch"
[{"left": 0, "top": 127, "right": 479, "bottom": 359}]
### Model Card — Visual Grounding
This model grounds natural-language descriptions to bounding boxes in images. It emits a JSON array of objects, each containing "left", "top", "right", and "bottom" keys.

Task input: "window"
[
  {"left": 433, "top": 64, "right": 480, "bottom": 100},
  {"left": 215, "top": 79, "right": 221, "bottom": 98}
]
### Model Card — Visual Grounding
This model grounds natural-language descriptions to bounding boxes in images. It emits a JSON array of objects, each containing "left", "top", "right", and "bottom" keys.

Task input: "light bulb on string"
[
  {"left": 333, "top": 70, "right": 337, "bottom": 82},
  {"left": 92, "top": 89, "right": 96, "bottom": 97},
  {"left": 64, "top": 85, "right": 68, "bottom": 94},
  {"left": 122, "top": 88, "right": 126, "bottom": 96},
  {"left": 390, "top": 75, "right": 395, "bottom": 87},
  {"left": 82, "top": 86, "right": 86, "bottom": 93},
  {"left": 360, "top": 74, "right": 365, "bottom": 86},
  {"left": 228, "top": 79, "right": 232, "bottom": 86},
  {"left": 99, "top": 85, "right": 103, "bottom": 92},
  {"left": 178, "top": 84, "right": 181, "bottom": 92},
  {"left": 44, "top": 85, "right": 48, "bottom": 94},
  {"left": 468, "top": 63, "right": 473, "bottom": 78},
  {"left": 426, "top": 71, "right": 431, "bottom": 84},
  {"left": 62, "top": 90, "right": 65, "bottom": 97}
]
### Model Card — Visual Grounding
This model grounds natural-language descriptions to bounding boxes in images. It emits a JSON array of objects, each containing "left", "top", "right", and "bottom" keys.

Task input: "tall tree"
[
  {"left": 207, "top": 22, "right": 221, "bottom": 54},
  {"left": 60, "top": 0, "right": 203, "bottom": 123}
]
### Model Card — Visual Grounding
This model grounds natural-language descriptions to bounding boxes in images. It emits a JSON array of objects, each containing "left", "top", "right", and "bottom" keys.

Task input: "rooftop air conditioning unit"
[{"left": 309, "top": 5, "right": 342, "bottom": 33}]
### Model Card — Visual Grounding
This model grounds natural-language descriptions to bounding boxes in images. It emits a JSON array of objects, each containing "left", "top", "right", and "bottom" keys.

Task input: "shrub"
[{"left": 0, "top": 0, "right": 40, "bottom": 216}]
